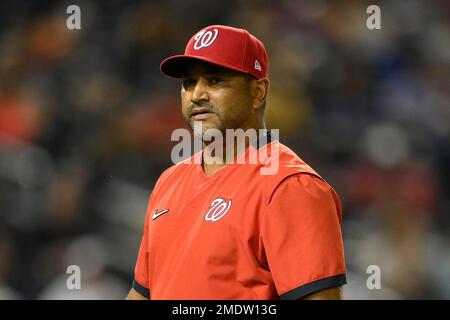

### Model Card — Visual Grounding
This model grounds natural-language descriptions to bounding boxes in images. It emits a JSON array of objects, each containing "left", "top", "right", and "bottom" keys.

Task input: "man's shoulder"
[
  {"left": 154, "top": 152, "right": 200, "bottom": 185},
  {"left": 277, "top": 141, "right": 322, "bottom": 176},
  {"left": 266, "top": 141, "right": 343, "bottom": 221},
  {"left": 261, "top": 140, "right": 333, "bottom": 202},
  {"left": 264, "top": 140, "right": 324, "bottom": 180}
]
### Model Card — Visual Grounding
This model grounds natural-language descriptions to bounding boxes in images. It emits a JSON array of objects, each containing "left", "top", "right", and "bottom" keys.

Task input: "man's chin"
[
  {"left": 191, "top": 120, "right": 221, "bottom": 135},
  {"left": 192, "top": 127, "right": 228, "bottom": 144}
]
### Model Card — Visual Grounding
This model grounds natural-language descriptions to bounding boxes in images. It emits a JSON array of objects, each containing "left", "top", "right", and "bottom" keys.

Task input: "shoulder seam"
[{"left": 265, "top": 172, "right": 325, "bottom": 206}]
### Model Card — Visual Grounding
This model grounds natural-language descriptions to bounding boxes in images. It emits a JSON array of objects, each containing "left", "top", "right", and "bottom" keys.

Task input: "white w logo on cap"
[
  {"left": 194, "top": 29, "right": 219, "bottom": 50},
  {"left": 254, "top": 60, "right": 262, "bottom": 71}
]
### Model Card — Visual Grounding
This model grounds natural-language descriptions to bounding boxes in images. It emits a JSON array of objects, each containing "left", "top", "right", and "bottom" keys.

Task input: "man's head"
[
  {"left": 160, "top": 25, "right": 270, "bottom": 135},
  {"left": 179, "top": 60, "right": 268, "bottom": 135}
]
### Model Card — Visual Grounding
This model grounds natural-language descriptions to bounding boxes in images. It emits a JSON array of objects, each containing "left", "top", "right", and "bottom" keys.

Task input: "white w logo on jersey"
[
  {"left": 204, "top": 198, "right": 231, "bottom": 222},
  {"left": 194, "top": 29, "right": 219, "bottom": 50}
]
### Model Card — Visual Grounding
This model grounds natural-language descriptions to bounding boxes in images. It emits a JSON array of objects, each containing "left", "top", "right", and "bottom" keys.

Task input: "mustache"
[{"left": 187, "top": 102, "right": 217, "bottom": 117}]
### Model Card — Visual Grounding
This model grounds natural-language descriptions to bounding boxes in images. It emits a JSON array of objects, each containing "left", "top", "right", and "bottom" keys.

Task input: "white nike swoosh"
[{"left": 152, "top": 209, "right": 169, "bottom": 220}]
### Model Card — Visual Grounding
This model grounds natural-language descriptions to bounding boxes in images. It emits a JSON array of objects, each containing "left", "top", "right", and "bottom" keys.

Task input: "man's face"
[{"left": 180, "top": 61, "right": 254, "bottom": 137}]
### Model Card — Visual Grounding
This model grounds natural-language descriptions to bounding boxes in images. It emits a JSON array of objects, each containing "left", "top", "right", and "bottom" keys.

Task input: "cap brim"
[{"left": 160, "top": 54, "right": 249, "bottom": 78}]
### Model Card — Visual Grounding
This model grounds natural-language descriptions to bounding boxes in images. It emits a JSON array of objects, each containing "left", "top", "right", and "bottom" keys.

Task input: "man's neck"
[{"left": 201, "top": 125, "right": 267, "bottom": 177}]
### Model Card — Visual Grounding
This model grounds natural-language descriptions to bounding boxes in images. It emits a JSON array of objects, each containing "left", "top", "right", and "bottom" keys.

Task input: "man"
[{"left": 127, "top": 25, "right": 346, "bottom": 300}]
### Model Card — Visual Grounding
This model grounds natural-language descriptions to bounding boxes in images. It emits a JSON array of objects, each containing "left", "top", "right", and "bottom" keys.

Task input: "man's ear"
[{"left": 252, "top": 77, "right": 270, "bottom": 111}]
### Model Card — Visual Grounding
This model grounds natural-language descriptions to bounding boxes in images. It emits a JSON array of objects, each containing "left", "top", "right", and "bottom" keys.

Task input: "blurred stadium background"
[{"left": 0, "top": 0, "right": 449, "bottom": 299}]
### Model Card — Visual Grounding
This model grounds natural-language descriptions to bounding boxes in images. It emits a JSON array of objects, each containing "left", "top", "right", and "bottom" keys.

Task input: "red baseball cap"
[{"left": 160, "top": 25, "right": 268, "bottom": 79}]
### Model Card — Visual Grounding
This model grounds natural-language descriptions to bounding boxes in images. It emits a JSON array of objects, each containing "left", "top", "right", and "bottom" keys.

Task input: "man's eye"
[
  {"left": 183, "top": 79, "right": 196, "bottom": 88},
  {"left": 209, "top": 77, "right": 223, "bottom": 84}
]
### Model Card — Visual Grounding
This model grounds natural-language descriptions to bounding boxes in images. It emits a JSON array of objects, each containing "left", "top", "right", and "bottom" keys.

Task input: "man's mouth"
[{"left": 191, "top": 108, "right": 215, "bottom": 120}]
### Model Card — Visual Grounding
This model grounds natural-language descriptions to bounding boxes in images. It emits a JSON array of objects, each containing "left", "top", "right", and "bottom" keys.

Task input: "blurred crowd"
[{"left": 0, "top": 0, "right": 449, "bottom": 299}]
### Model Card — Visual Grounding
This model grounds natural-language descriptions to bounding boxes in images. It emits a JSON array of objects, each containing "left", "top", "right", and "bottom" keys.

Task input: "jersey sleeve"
[
  {"left": 261, "top": 173, "right": 346, "bottom": 299},
  {"left": 132, "top": 209, "right": 151, "bottom": 298}
]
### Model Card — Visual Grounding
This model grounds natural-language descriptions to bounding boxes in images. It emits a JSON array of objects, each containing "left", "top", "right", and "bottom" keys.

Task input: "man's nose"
[{"left": 191, "top": 78, "right": 210, "bottom": 104}]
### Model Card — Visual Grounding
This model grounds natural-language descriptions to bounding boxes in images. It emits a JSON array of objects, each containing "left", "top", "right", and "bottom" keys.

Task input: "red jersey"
[{"left": 133, "top": 135, "right": 346, "bottom": 299}]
